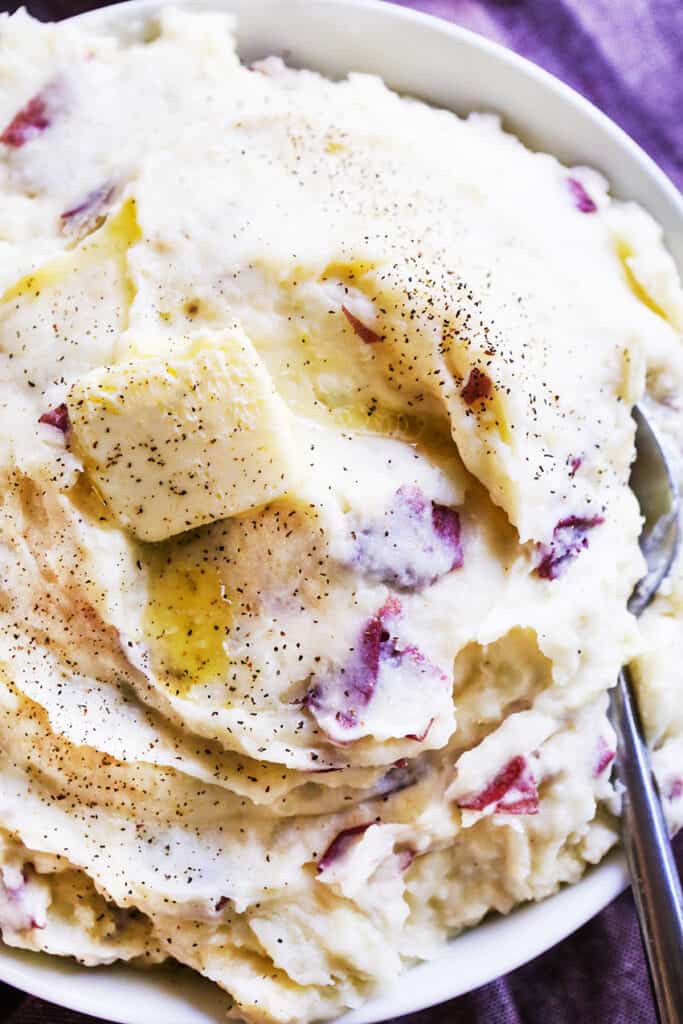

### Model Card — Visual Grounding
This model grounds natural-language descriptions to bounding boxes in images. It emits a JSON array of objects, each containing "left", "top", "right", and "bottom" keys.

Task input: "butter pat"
[{"left": 68, "top": 331, "right": 296, "bottom": 541}]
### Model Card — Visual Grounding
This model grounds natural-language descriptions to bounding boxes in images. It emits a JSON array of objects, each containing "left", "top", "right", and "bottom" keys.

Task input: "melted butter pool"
[{"left": 143, "top": 544, "right": 232, "bottom": 695}]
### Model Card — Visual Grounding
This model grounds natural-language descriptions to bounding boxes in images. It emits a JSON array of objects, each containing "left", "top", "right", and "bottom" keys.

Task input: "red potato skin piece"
[
  {"left": 342, "top": 304, "right": 382, "bottom": 344},
  {"left": 457, "top": 755, "right": 539, "bottom": 815},
  {"left": 335, "top": 616, "right": 383, "bottom": 729},
  {"left": 38, "top": 403, "right": 70, "bottom": 433},
  {"left": 305, "top": 593, "right": 449, "bottom": 741},
  {"left": 304, "top": 598, "right": 404, "bottom": 732},
  {"left": 378, "top": 595, "right": 402, "bottom": 621},
  {"left": 4, "top": 880, "right": 45, "bottom": 931},
  {"left": 1, "top": 90, "right": 52, "bottom": 147},
  {"left": 461, "top": 367, "right": 493, "bottom": 405},
  {"left": 567, "top": 177, "right": 597, "bottom": 213},
  {"left": 668, "top": 779, "right": 683, "bottom": 801},
  {"left": 317, "top": 823, "right": 373, "bottom": 872},
  {"left": 61, "top": 182, "right": 115, "bottom": 225},
  {"left": 353, "top": 485, "right": 463, "bottom": 590},
  {"left": 593, "top": 736, "right": 616, "bottom": 777},
  {"left": 405, "top": 717, "right": 434, "bottom": 742},
  {"left": 497, "top": 793, "right": 539, "bottom": 815},
  {"left": 431, "top": 501, "right": 464, "bottom": 570},
  {"left": 397, "top": 849, "right": 416, "bottom": 872},
  {"left": 536, "top": 514, "right": 604, "bottom": 580}
]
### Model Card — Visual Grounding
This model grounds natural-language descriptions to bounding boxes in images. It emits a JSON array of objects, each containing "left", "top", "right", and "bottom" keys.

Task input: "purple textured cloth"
[
  {"left": 0, "top": 1, "right": 681, "bottom": 1023},
  {"left": 391, "top": 0, "right": 683, "bottom": 191}
]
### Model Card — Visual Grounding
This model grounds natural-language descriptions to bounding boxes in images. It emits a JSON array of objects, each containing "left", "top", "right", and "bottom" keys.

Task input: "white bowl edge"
[{"left": 0, "top": 0, "right": 681, "bottom": 1021}]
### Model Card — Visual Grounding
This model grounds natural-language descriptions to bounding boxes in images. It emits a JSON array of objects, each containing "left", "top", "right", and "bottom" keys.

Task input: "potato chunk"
[{"left": 68, "top": 331, "right": 296, "bottom": 541}]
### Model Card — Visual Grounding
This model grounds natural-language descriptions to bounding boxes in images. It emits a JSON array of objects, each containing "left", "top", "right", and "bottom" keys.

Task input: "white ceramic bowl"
[{"left": 1, "top": 1, "right": 682, "bottom": 1021}]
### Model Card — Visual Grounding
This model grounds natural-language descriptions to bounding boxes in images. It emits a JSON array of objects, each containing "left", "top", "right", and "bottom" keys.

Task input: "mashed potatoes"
[{"left": 0, "top": 8, "right": 681, "bottom": 1023}]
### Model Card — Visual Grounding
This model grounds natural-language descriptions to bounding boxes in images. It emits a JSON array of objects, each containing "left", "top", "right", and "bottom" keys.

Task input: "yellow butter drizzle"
[
  {"left": 143, "top": 545, "right": 232, "bottom": 695},
  {"left": 616, "top": 240, "right": 669, "bottom": 321},
  {"left": 321, "top": 258, "right": 377, "bottom": 286},
  {"left": 68, "top": 473, "right": 115, "bottom": 528},
  {"left": 1, "top": 199, "right": 141, "bottom": 308}
]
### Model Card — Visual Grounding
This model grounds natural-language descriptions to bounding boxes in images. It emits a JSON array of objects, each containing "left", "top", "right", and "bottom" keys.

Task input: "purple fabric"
[
  {"left": 0, "top": 1, "right": 681, "bottom": 1022},
  {"left": 391, "top": 0, "right": 683, "bottom": 190}
]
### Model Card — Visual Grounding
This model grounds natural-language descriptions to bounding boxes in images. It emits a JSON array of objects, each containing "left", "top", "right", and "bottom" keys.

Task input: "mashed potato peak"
[{"left": 0, "top": 8, "right": 681, "bottom": 1023}]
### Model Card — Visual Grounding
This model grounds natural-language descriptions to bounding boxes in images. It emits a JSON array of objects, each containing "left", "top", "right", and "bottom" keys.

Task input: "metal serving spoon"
[{"left": 613, "top": 405, "right": 682, "bottom": 1024}]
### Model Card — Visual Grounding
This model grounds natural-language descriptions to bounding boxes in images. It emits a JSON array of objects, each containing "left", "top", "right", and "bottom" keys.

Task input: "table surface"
[{"left": 0, "top": 1, "right": 681, "bottom": 1022}]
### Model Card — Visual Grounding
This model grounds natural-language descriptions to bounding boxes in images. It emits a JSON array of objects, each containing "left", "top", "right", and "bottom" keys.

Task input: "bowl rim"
[{"left": 0, "top": 1, "right": 680, "bottom": 1021}]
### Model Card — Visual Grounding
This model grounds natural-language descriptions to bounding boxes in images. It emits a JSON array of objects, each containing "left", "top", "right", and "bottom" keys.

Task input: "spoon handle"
[{"left": 613, "top": 665, "right": 683, "bottom": 1024}]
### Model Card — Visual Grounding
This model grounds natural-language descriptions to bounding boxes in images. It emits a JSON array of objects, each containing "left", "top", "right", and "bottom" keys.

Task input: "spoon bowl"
[
  {"left": 613, "top": 404, "right": 682, "bottom": 1024},
  {"left": 629, "top": 406, "right": 680, "bottom": 615}
]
